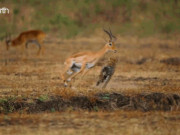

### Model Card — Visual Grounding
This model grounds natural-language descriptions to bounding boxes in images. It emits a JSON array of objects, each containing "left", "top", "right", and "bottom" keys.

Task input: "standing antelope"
[
  {"left": 5, "top": 30, "right": 46, "bottom": 55},
  {"left": 61, "top": 28, "right": 117, "bottom": 87}
]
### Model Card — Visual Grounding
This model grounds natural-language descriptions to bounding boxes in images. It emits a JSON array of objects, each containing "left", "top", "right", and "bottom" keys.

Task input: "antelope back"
[{"left": 19, "top": 30, "right": 46, "bottom": 41}]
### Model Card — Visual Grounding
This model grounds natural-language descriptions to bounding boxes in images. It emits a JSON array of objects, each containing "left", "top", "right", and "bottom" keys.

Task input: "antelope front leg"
[
  {"left": 81, "top": 68, "right": 91, "bottom": 79},
  {"left": 60, "top": 60, "right": 74, "bottom": 86},
  {"left": 76, "top": 68, "right": 91, "bottom": 86},
  {"left": 61, "top": 68, "right": 71, "bottom": 86}
]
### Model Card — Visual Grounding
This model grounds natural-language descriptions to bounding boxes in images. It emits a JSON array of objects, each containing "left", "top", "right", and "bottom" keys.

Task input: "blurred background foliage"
[{"left": 0, "top": 0, "right": 179, "bottom": 38}]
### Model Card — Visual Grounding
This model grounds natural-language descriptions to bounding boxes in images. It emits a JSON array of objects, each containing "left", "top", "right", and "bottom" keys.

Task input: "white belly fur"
[
  {"left": 70, "top": 61, "right": 95, "bottom": 73},
  {"left": 70, "top": 61, "right": 81, "bottom": 72},
  {"left": 74, "top": 62, "right": 82, "bottom": 67},
  {"left": 86, "top": 63, "right": 95, "bottom": 69}
]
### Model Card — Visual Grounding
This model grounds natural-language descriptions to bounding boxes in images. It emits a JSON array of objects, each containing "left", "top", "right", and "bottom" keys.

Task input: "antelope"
[
  {"left": 61, "top": 28, "right": 117, "bottom": 87},
  {"left": 5, "top": 30, "right": 46, "bottom": 55}
]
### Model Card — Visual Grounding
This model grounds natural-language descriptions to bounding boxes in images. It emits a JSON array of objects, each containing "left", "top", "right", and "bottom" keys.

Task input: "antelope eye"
[{"left": 109, "top": 43, "right": 112, "bottom": 46}]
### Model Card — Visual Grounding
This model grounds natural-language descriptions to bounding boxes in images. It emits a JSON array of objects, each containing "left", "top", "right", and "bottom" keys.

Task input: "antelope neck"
[
  {"left": 11, "top": 38, "right": 22, "bottom": 46},
  {"left": 94, "top": 45, "right": 108, "bottom": 58}
]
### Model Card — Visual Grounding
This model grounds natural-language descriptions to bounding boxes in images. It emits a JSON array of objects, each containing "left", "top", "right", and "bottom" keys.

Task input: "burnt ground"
[
  {"left": 0, "top": 92, "right": 180, "bottom": 113},
  {"left": 160, "top": 57, "right": 180, "bottom": 66}
]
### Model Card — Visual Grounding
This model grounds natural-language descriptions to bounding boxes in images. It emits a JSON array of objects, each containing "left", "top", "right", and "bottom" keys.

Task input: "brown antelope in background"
[
  {"left": 61, "top": 28, "right": 117, "bottom": 87},
  {"left": 5, "top": 30, "right": 46, "bottom": 55}
]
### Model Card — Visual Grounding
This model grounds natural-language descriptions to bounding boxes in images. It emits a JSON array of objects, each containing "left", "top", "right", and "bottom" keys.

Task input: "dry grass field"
[
  {"left": 0, "top": 111, "right": 180, "bottom": 135},
  {"left": 0, "top": 35, "right": 180, "bottom": 134}
]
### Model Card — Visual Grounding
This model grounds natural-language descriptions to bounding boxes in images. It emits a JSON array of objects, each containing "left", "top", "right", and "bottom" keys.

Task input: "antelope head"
[
  {"left": 5, "top": 33, "right": 11, "bottom": 50},
  {"left": 103, "top": 28, "right": 117, "bottom": 53}
]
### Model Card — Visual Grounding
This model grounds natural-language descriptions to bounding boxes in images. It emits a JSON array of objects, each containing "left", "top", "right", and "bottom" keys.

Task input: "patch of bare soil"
[
  {"left": 0, "top": 92, "right": 180, "bottom": 113},
  {"left": 160, "top": 57, "right": 180, "bottom": 66}
]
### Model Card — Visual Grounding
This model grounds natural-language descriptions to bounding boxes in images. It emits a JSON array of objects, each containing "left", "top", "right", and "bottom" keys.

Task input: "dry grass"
[
  {"left": 0, "top": 36, "right": 180, "bottom": 134},
  {"left": 0, "top": 36, "right": 179, "bottom": 96},
  {"left": 0, "top": 111, "right": 180, "bottom": 135}
]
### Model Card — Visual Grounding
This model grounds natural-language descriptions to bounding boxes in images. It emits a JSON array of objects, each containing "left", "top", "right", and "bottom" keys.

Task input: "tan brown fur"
[
  {"left": 61, "top": 29, "right": 117, "bottom": 87},
  {"left": 6, "top": 30, "right": 46, "bottom": 55}
]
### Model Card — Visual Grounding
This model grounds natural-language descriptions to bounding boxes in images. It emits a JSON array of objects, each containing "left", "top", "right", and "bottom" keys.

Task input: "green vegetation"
[
  {"left": 0, "top": 0, "right": 179, "bottom": 38},
  {"left": 38, "top": 95, "right": 49, "bottom": 102},
  {"left": 0, "top": 97, "right": 16, "bottom": 113}
]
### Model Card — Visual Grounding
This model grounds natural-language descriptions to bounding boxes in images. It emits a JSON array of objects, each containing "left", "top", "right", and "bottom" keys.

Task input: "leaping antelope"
[
  {"left": 5, "top": 30, "right": 46, "bottom": 55},
  {"left": 61, "top": 28, "right": 117, "bottom": 87}
]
